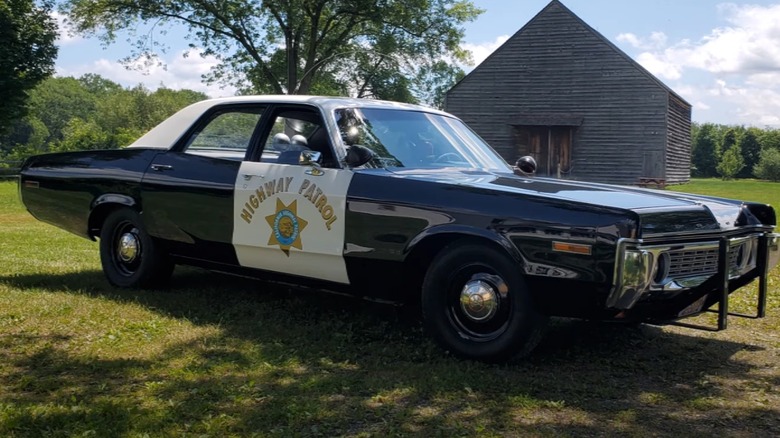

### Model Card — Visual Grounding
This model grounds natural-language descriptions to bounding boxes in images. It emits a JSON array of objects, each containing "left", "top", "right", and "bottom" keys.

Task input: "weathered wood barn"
[{"left": 445, "top": 0, "right": 691, "bottom": 185}]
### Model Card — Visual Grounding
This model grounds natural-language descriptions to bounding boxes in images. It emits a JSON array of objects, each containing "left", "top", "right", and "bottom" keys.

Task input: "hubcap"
[
  {"left": 117, "top": 232, "right": 139, "bottom": 263},
  {"left": 459, "top": 279, "right": 498, "bottom": 322}
]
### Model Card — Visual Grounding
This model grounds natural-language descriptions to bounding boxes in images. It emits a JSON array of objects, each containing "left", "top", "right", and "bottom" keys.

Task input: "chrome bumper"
[{"left": 608, "top": 232, "right": 779, "bottom": 310}]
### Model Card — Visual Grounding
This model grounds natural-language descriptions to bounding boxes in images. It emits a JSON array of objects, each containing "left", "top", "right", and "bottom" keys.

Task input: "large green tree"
[
  {"left": 0, "top": 0, "right": 58, "bottom": 134},
  {"left": 737, "top": 128, "right": 761, "bottom": 178},
  {"left": 62, "top": 0, "right": 481, "bottom": 106},
  {"left": 691, "top": 123, "right": 718, "bottom": 177}
]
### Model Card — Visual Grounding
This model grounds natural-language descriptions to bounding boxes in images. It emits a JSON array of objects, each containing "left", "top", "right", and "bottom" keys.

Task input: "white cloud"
[
  {"left": 629, "top": 3, "right": 780, "bottom": 77},
  {"left": 57, "top": 48, "right": 236, "bottom": 98},
  {"left": 615, "top": 3, "right": 780, "bottom": 126},
  {"left": 51, "top": 12, "right": 82, "bottom": 46},
  {"left": 462, "top": 35, "right": 510, "bottom": 68},
  {"left": 617, "top": 32, "right": 667, "bottom": 51}
]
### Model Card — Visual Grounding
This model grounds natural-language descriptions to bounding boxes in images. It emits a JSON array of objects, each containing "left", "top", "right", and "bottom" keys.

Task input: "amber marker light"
[{"left": 552, "top": 241, "right": 592, "bottom": 255}]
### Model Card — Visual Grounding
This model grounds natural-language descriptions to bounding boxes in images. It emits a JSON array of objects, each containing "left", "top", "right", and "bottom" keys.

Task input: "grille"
[{"left": 667, "top": 244, "right": 742, "bottom": 279}]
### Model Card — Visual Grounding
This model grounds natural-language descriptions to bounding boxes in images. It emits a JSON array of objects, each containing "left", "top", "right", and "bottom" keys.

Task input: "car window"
[
  {"left": 184, "top": 109, "right": 264, "bottom": 160},
  {"left": 334, "top": 108, "right": 510, "bottom": 171},
  {"left": 259, "top": 109, "right": 337, "bottom": 167}
]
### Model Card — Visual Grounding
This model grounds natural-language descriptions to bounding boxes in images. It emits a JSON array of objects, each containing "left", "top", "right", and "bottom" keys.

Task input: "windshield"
[{"left": 334, "top": 107, "right": 511, "bottom": 171}]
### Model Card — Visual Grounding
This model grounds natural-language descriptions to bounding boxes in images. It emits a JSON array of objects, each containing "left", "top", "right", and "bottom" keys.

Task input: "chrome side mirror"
[
  {"left": 515, "top": 155, "right": 537, "bottom": 176},
  {"left": 299, "top": 150, "right": 322, "bottom": 166}
]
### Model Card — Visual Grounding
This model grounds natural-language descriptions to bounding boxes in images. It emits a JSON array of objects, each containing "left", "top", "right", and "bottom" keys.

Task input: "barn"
[{"left": 445, "top": 0, "right": 691, "bottom": 185}]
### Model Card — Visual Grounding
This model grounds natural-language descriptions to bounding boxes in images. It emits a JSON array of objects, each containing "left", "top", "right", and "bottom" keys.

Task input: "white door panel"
[{"left": 232, "top": 162, "right": 353, "bottom": 283}]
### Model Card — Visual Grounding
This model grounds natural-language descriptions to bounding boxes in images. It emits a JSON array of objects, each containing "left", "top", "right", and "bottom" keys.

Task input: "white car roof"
[{"left": 128, "top": 95, "right": 450, "bottom": 150}]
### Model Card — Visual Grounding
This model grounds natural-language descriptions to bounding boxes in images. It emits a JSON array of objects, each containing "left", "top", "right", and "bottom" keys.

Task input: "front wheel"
[
  {"left": 422, "top": 240, "right": 547, "bottom": 362},
  {"left": 99, "top": 208, "right": 173, "bottom": 288}
]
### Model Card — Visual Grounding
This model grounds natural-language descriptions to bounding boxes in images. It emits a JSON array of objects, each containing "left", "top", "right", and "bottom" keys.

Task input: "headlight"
[{"left": 608, "top": 245, "right": 654, "bottom": 309}]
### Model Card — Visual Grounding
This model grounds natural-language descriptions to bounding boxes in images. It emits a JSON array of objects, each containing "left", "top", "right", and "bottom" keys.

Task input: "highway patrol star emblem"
[{"left": 265, "top": 198, "right": 308, "bottom": 256}]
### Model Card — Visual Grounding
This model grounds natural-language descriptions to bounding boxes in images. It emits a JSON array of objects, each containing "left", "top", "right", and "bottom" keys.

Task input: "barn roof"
[{"left": 449, "top": 0, "right": 691, "bottom": 108}]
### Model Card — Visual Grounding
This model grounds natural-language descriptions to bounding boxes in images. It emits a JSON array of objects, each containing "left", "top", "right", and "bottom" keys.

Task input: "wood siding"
[
  {"left": 445, "top": 0, "right": 691, "bottom": 185},
  {"left": 666, "top": 94, "right": 692, "bottom": 184}
]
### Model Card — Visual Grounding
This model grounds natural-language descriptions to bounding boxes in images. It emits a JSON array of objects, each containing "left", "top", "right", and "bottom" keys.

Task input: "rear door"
[
  {"left": 141, "top": 104, "right": 267, "bottom": 263},
  {"left": 232, "top": 105, "right": 353, "bottom": 284}
]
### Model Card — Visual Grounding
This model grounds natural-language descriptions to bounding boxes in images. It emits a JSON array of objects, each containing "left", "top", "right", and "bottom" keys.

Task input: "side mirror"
[
  {"left": 299, "top": 150, "right": 322, "bottom": 166},
  {"left": 515, "top": 156, "right": 537, "bottom": 176},
  {"left": 345, "top": 144, "right": 375, "bottom": 168}
]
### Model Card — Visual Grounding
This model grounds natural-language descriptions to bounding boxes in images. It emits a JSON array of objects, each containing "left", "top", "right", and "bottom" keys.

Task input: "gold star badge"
[{"left": 265, "top": 198, "right": 308, "bottom": 256}]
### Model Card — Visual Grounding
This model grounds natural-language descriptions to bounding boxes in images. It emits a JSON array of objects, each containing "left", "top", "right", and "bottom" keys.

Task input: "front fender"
[{"left": 405, "top": 224, "right": 525, "bottom": 265}]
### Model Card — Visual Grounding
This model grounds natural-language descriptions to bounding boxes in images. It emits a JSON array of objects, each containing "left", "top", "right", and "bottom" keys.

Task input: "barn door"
[{"left": 514, "top": 126, "right": 572, "bottom": 177}]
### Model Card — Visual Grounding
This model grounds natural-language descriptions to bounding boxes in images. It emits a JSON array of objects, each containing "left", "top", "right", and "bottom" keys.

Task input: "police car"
[{"left": 19, "top": 96, "right": 780, "bottom": 362}]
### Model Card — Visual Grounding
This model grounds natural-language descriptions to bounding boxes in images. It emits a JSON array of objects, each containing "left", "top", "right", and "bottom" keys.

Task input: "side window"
[
  {"left": 259, "top": 109, "right": 337, "bottom": 167},
  {"left": 184, "top": 109, "right": 264, "bottom": 160}
]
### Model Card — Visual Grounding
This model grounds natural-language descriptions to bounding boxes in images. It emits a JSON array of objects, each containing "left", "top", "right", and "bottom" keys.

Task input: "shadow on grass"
[{"left": 1, "top": 268, "right": 777, "bottom": 436}]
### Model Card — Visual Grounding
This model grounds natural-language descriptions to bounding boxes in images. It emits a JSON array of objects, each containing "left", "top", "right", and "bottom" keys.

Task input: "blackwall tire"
[
  {"left": 99, "top": 208, "right": 173, "bottom": 288},
  {"left": 421, "top": 240, "right": 547, "bottom": 362}
]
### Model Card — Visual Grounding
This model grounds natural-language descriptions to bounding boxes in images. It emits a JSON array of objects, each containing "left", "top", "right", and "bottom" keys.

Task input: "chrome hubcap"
[
  {"left": 117, "top": 232, "right": 139, "bottom": 263},
  {"left": 459, "top": 279, "right": 498, "bottom": 322}
]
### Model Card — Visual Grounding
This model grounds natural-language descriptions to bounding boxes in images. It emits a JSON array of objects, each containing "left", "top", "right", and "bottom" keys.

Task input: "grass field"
[{"left": 1, "top": 179, "right": 779, "bottom": 437}]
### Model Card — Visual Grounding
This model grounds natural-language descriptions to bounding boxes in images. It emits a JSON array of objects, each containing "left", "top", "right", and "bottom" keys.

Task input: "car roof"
[{"left": 128, "top": 95, "right": 450, "bottom": 150}]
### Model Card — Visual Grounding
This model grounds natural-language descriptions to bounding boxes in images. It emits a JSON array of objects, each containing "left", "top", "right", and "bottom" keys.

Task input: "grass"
[{"left": 1, "top": 178, "right": 779, "bottom": 437}]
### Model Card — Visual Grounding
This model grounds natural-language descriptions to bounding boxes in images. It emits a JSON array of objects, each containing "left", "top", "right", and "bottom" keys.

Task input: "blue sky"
[{"left": 55, "top": 0, "right": 780, "bottom": 126}]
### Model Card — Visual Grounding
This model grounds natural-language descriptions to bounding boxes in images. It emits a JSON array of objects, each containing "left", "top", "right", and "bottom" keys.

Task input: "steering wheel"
[{"left": 434, "top": 152, "right": 462, "bottom": 163}]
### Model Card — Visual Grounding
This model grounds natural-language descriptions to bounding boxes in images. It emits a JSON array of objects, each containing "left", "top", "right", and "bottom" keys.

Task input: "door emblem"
[{"left": 265, "top": 198, "right": 308, "bottom": 256}]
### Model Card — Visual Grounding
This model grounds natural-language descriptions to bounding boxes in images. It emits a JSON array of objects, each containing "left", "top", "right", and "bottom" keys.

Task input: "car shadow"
[{"left": 0, "top": 268, "right": 776, "bottom": 436}]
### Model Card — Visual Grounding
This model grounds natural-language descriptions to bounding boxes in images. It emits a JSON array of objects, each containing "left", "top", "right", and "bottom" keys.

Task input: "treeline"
[
  {"left": 692, "top": 123, "right": 780, "bottom": 181},
  {"left": 0, "top": 74, "right": 207, "bottom": 162}
]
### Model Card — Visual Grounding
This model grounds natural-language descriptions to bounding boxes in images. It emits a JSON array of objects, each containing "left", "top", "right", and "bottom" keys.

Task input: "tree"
[
  {"left": 759, "top": 129, "right": 780, "bottom": 152},
  {"left": 754, "top": 148, "right": 780, "bottom": 182},
  {"left": 0, "top": 0, "right": 58, "bottom": 134},
  {"left": 738, "top": 128, "right": 761, "bottom": 178},
  {"left": 717, "top": 143, "right": 744, "bottom": 180},
  {"left": 691, "top": 123, "right": 718, "bottom": 177},
  {"left": 62, "top": 0, "right": 482, "bottom": 106},
  {"left": 719, "top": 128, "right": 737, "bottom": 157}
]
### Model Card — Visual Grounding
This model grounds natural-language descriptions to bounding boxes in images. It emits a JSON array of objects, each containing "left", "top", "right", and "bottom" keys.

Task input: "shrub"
[
  {"left": 754, "top": 148, "right": 780, "bottom": 182},
  {"left": 717, "top": 144, "right": 744, "bottom": 180}
]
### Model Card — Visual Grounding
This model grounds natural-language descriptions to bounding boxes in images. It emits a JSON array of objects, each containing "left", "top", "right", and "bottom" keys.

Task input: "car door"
[
  {"left": 141, "top": 104, "right": 267, "bottom": 264},
  {"left": 232, "top": 105, "right": 353, "bottom": 284}
]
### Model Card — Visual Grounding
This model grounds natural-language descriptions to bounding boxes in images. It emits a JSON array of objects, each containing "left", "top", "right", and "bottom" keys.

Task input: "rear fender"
[{"left": 87, "top": 194, "right": 139, "bottom": 240}]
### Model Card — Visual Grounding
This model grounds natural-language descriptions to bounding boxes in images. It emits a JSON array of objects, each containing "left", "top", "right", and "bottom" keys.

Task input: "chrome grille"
[
  {"left": 668, "top": 248, "right": 718, "bottom": 278},
  {"left": 667, "top": 244, "right": 744, "bottom": 279}
]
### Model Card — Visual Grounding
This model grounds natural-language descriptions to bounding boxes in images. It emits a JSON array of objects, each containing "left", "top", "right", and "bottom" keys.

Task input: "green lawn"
[{"left": 1, "top": 179, "right": 779, "bottom": 437}]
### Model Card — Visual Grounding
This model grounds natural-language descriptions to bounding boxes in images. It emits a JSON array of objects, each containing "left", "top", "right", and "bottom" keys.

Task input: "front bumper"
[{"left": 608, "top": 232, "right": 779, "bottom": 312}]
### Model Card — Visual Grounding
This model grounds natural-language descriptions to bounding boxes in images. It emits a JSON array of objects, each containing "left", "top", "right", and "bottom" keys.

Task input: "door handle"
[
  {"left": 150, "top": 164, "right": 173, "bottom": 171},
  {"left": 242, "top": 174, "right": 264, "bottom": 181}
]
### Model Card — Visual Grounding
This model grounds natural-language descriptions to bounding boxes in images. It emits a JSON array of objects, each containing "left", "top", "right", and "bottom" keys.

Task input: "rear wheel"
[
  {"left": 99, "top": 208, "right": 173, "bottom": 288},
  {"left": 422, "top": 240, "right": 547, "bottom": 362}
]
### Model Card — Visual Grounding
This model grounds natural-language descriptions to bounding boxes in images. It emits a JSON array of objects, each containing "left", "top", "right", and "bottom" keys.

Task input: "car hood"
[{"left": 381, "top": 168, "right": 773, "bottom": 236}]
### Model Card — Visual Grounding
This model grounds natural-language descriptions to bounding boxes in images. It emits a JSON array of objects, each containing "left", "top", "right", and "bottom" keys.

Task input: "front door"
[{"left": 231, "top": 106, "right": 353, "bottom": 284}]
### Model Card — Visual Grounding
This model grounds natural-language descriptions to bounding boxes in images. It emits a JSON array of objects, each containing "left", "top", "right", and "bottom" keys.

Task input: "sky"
[{"left": 54, "top": 0, "right": 780, "bottom": 127}]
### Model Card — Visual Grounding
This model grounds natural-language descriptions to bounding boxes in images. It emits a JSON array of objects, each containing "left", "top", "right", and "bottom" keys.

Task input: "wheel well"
[
  {"left": 404, "top": 234, "right": 516, "bottom": 303},
  {"left": 88, "top": 204, "right": 130, "bottom": 239}
]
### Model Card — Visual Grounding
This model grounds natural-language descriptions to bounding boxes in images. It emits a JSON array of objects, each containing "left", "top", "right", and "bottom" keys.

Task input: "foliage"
[
  {"left": 737, "top": 128, "right": 762, "bottom": 178},
  {"left": 53, "top": 118, "right": 115, "bottom": 152},
  {"left": 754, "top": 148, "right": 780, "bottom": 182},
  {"left": 717, "top": 143, "right": 744, "bottom": 180},
  {"left": 0, "top": 75, "right": 207, "bottom": 160},
  {"left": 691, "top": 123, "right": 718, "bottom": 177},
  {"left": 0, "top": 0, "right": 58, "bottom": 134},
  {"left": 62, "top": 0, "right": 482, "bottom": 107}
]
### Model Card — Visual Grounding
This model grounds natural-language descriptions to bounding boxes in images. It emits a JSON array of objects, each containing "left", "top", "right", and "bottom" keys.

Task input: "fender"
[
  {"left": 91, "top": 193, "right": 138, "bottom": 211},
  {"left": 405, "top": 224, "right": 525, "bottom": 266},
  {"left": 87, "top": 194, "right": 140, "bottom": 240}
]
